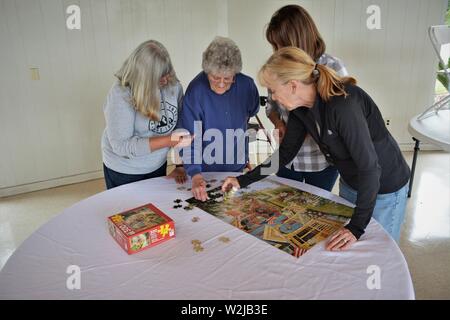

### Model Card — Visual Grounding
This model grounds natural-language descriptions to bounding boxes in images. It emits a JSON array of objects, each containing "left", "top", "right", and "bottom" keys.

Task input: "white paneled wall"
[
  {"left": 229, "top": 0, "right": 448, "bottom": 143},
  {"left": 0, "top": 0, "right": 447, "bottom": 196},
  {"left": 0, "top": 0, "right": 222, "bottom": 195}
]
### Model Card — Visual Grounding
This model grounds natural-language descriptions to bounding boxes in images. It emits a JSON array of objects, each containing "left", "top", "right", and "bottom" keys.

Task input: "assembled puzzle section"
[
  {"left": 186, "top": 179, "right": 353, "bottom": 258},
  {"left": 107, "top": 203, "right": 175, "bottom": 254}
]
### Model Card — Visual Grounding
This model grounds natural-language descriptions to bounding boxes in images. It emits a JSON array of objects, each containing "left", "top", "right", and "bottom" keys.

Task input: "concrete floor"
[{"left": 0, "top": 151, "right": 449, "bottom": 299}]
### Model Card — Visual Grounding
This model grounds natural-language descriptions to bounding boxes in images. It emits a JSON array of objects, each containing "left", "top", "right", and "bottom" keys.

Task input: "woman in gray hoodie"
[{"left": 101, "top": 40, "right": 192, "bottom": 189}]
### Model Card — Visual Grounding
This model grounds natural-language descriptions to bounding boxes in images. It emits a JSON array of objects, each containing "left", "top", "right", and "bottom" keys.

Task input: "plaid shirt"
[{"left": 265, "top": 53, "right": 348, "bottom": 172}]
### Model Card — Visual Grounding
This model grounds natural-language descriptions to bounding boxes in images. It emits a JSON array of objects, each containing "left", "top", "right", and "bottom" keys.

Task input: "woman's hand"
[
  {"left": 274, "top": 119, "right": 287, "bottom": 144},
  {"left": 325, "top": 228, "right": 357, "bottom": 251},
  {"left": 171, "top": 129, "right": 194, "bottom": 148},
  {"left": 192, "top": 174, "right": 209, "bottom": 202},
  {"left": 166, "top": 166, "right": 187, "bottom": 184},
  {"left": 221, "top": 177, "right": 241, "bottom": 193}
]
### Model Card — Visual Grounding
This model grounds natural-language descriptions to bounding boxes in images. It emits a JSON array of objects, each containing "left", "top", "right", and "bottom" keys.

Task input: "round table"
[
  {"left": 0, "top": 173, "right": 415, "bottom": 299},
  {"left": 407, "top": 110, "right": 450, "bottom": 197}
]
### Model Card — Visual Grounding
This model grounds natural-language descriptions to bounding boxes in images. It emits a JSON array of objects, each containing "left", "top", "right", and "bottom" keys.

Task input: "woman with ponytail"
[{"left": 222, "top": 47, "right": 410, "bottom": 249}]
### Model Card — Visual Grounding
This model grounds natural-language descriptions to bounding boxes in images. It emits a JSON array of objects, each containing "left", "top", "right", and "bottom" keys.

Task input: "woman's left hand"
[
  {"left": 325, "top": 228, "right": 357, "bottom": 251},
  {"left": 166, "top": 166, "right": 187, "bottom": 184}
]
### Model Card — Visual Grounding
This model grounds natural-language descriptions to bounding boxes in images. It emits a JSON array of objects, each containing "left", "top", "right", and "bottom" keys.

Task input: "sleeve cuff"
[
  {"left": 344, "top": 223, "right": 365, "bottom": 240},
  {"left": 236, "top": 174, "right": 251, "bottom": 188},
  {"left": 186, "top": 166, "right": 202, "bottom": 178}
]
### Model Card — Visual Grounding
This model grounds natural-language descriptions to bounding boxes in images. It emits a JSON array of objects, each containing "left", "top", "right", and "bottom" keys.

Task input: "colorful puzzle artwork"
[{"left": 186, "top": 179, "right": 354, "bottom": 258}]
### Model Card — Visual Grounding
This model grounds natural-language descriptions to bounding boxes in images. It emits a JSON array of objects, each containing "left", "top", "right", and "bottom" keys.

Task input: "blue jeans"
[
  {"left": 277, "top": 165, "right": 339, "bottom": 192},
  {"left": 103, "top": 162, "right": 167, "bottom": 190},
  {"left": 339, "top": 179, "right": 409, "bottom": 242}
]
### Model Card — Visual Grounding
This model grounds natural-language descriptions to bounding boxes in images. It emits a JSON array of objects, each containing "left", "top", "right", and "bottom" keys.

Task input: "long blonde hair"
[
  {"left": 115, "top": 40, "right": 177, "bottom": 121},
  {"left": 258, "top": 47, "right": 356, "bottom": 102}
]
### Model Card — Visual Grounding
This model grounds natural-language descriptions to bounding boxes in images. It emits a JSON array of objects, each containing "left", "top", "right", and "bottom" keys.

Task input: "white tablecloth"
[{"left": 0, "top": 173, "right": 415, "bottom": 299}]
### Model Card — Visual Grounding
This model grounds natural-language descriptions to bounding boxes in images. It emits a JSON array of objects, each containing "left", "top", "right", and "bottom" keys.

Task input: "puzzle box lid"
[{"left": 108, "top": 203, "right": 173, "bottom": 237}]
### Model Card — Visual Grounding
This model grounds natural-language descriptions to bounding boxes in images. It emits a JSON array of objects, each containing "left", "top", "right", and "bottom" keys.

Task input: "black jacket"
[{"left": 237, "top": 84, "right": 410, "bottom": 239}]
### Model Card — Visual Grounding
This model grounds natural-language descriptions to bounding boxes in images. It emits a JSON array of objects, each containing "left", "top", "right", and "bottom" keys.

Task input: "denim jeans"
[
  {"left": 277, "top": 165, "right": 339, "bottom": 192},
  {"left": 103, "top": 162, "right": 167, "bottom": 190},
  {"left": 339, "top": 179, "right": 409, "bottom": 242}
]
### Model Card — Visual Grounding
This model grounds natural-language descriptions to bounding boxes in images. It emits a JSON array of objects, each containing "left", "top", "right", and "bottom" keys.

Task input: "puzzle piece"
[
  {"left": 219, "top": 236, "right": 230, "bottom": 243},
  {"left": 173, "top": 204, "right": 182, "bottom": 209},
  {"left": 174, "top": 199, "right": 182, "bottom": 204},
  {"left": 177, "top": 186, "right": 186, "bottom": 191},
  {"left": 191, "top": 239, "right": 204, "bottom": 252},
  {"left": 223, "top": 187, "right": 238, "bottom": 201},
  {"left": 191, "top": 217, "right": 200, "bottom": 222},
  {"left": 193, "top": 245, "right": 204, "bottom": 252}
]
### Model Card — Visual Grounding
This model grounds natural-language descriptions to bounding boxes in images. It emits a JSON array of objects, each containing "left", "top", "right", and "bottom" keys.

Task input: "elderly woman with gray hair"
[{"left": 180, "top": 37, "right": 260, "bottom": 201}]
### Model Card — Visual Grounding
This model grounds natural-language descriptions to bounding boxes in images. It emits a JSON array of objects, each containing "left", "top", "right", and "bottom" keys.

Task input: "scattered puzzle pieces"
[
  {"left": 193, "top": 245, "right": 204, "bottom": 252},
  {"left": 191, "top": 239, "right": 204, "bottom": 252},
  {"left": 219, "top": 236, "right": 230, "bottom": 243}
]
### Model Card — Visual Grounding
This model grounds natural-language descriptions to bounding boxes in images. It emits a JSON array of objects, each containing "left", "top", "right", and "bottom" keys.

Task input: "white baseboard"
[{"left": 0, "top": 170, "right": 104, "bottom": 198}]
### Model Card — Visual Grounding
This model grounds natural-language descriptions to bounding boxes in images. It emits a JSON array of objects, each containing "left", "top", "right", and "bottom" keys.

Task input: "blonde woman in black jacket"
[{"left": 222, "top": 47, "right": 410, "bottom": 250}]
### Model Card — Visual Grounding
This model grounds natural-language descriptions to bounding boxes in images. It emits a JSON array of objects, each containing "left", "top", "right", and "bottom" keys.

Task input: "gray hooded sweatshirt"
[{"left": 101, "top": 80, "right": 183, "bottom": 174}]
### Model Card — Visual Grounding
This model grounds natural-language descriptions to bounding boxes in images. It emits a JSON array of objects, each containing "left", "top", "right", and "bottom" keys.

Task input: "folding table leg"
[{"left": 408, "top": 137, "right": 420, "bottom": 198}]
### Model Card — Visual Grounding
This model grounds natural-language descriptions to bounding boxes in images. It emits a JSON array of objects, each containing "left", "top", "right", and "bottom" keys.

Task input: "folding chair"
[
  {"left": 407, "top": 25, "right": 450, "bottom": 197},
  {"left": 417, "top": 25, "right": 450, "bottom": 120}
]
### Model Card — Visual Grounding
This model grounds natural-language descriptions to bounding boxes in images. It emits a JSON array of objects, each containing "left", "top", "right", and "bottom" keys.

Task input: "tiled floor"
[{"left": 0, "top": 151, "right": 449, "bottom": 299}]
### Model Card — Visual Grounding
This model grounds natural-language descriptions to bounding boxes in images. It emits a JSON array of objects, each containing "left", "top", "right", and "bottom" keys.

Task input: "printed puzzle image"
[{"left": 186, "top": 179, "right": 353, "bottom": 258}]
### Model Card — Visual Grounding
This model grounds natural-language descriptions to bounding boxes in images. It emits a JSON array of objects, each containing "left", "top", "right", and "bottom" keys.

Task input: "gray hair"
[
  {"left": 202, "top": 37, "right": 242, "bottom": 75},
  {"left": 115, "top": 40, "right": 177, "bottom": 121}
]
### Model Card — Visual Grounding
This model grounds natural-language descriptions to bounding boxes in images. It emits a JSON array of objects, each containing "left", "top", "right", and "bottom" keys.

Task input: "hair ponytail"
[
  {"left": 315, "top": 64, "right": 356, "bottom": 102},
  {"left": 258, "top": 47, "right": 356, "bottom": 103}
]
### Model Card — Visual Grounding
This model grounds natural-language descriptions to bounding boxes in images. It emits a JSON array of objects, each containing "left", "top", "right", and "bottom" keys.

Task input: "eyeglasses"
[{"left": 208, "top": 74, "right": 235, "bottom": 85}]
